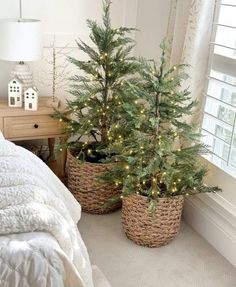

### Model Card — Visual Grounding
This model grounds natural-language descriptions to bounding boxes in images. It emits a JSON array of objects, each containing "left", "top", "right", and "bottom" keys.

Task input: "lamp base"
[{"left": 10, "top": 62, "right": 33, "bottom": 91}]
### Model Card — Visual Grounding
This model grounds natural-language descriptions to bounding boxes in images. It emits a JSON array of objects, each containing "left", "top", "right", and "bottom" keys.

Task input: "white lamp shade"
[{"left": 0, "top": 19, "right": 42, "bottom": 62}]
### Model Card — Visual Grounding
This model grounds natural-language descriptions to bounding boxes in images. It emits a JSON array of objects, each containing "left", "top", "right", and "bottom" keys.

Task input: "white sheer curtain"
[{"left": 167, "top": 0, "right": 216, "bottom": 122}]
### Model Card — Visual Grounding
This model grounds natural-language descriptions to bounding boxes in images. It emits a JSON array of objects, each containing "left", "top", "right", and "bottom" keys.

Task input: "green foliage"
[
  {"left": 105, "top": 42, "right": 221, "bottom": 201},
  {"left": 54, "top": 0, "right": 140, "bottom": 159}
]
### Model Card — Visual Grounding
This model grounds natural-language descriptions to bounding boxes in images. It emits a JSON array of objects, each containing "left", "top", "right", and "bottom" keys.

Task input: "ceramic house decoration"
[
  {"left": 8, "top": 77, "right": 23, "bottom": 107},
  {"left": 24, "top": 87, "right": 38, "bottom": 111}
]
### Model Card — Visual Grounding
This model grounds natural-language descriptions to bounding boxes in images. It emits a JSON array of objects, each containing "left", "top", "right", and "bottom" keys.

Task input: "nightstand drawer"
[{"left": 4, "top": 115, "right": 63, "bottom": 139}]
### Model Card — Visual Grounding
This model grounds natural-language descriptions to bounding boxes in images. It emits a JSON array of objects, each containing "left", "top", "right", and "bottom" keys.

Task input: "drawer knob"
[{"left": 34, "top": 124, "right": 39, "bottom": 129}]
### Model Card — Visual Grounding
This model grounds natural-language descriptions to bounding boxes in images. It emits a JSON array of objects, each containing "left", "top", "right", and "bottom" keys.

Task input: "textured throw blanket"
[{"left": 0, "top": 138, "right": 94, "bottom": 287}]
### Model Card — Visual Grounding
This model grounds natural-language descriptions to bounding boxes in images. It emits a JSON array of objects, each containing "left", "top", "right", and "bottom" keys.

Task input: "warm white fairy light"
[
  {"left": 125, "top": 165, "right": 130, "bottom": 170},
  {"left": 59, "top": 118, "right": 63, "bottom": 122}
]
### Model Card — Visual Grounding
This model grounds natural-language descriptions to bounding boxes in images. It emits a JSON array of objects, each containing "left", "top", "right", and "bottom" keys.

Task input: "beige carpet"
[{"left": 79, "top": 210, "right": 236, "bottom": 287}]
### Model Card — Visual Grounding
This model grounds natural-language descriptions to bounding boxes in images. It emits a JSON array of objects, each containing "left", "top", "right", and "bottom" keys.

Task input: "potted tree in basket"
[
  {"left": 54, "top": 0, "right": 140, "bottom": 214},
  {"left": 106, "top": 43, "right": 221, "bottom": 246}
]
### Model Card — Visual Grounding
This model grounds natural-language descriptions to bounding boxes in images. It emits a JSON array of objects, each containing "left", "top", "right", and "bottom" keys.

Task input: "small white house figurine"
[
  {"left": 8, "top": 77, "right": 23, "bottom": 107},
  {"left": 24, "top": 87, "right": 38, "bottom": 111}
]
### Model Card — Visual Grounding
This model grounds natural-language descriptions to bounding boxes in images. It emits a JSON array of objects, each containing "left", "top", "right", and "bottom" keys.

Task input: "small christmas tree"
[
  {"left": 54, "top": 0, "right": 140, "bottom": 160},
  {"left": 105, "top": 42, "right": 220, "bottom": 209}
]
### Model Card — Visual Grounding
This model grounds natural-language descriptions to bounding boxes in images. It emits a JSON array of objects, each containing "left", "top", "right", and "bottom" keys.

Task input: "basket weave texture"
[
  {"left": 122, "top": 194, "right": 184, "bottom": 247},
  {"left": 67, "top": 150, "right": 121, "bottom": 214}
]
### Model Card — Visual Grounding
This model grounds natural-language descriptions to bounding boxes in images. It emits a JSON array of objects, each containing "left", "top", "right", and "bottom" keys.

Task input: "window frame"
[{"left": 201, "top": 0, "right": 236, "bottom": 204}]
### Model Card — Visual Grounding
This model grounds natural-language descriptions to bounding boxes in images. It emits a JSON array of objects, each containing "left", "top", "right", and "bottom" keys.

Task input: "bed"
[{"left": 0, "top": 132, "right": 107, "bottom": 287}]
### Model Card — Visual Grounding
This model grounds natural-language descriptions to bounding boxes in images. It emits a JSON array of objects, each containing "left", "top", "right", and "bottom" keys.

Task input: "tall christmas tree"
[
  {"left": 105, "top": 42, "right": 220, "bottom": 208},
  {"left": 54, "top": 0, "right": 140, "bottom": 161}
]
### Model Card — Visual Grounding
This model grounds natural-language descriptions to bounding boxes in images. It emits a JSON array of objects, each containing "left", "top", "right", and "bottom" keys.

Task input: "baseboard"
[{"left": 183, "top": 193, "right": 236, "bottom": 267}]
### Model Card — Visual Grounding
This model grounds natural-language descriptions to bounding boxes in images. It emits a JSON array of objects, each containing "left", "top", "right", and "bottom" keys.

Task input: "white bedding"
[{"left": 0, "top": 135, "right": 94, "bottom": 287}]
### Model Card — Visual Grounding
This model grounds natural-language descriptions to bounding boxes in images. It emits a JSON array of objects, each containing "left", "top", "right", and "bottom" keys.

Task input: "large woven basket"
[
  {"left": 122, "top": 194, "right": 184, "bottom": 247},
  {"left": 67, "top": 150, "right": 121, "bottom": 214}
]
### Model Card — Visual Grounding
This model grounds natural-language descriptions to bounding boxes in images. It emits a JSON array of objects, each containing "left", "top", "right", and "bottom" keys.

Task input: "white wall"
[
  {"left": 0, "top": 0, "right": 171, "bottom": 100},
  {"left": 135, "top": 0, "right": 171, "bottom": 59}
]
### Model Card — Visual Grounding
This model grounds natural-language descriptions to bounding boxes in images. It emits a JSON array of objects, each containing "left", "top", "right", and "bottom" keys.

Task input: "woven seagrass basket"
[
  {"left": 67, "top": 150, "right": 121, "bottom": 214},
  {"left": 122, "top": 194, "right": 184, "bottom": 247}
]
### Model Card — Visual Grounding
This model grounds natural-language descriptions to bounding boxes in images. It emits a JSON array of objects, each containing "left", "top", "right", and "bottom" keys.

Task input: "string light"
[
  {"left": 134, "top": 100, "right": 138, "bottom": 104},
  {"left": 163, "top": 172, "right": 167, "bottom": 175},
  {"left": 178, "top": 178, "right": 181, "bottom": 182},
  {"left": 87, "top": 149, "right": 92, "bottom": 154},
  {"left": 177, "top": 148, "right": 181, "bottom": 152},
  {"left": 174, "top": 132, "right": 178, "bottom": 137},
  {"left": 140, "top": 110, "right": 144, "bottom": 114},
  {"left": 173, "top": 66, "right": 177, "bottom": 70},
  {"left": 120, "top": 195, "right": 123, "bottom": 199},
  {"left": 193, "top": 187, "right": 197, "bottom": 191},
  {"left": 152, "top": 178, "right": 156, "bottom": 182},
  {"left": 59, "top": 118, "right": 63, "bottom": 122},
  {"left": 125, "top": 165, "right": 130, "bottom": 170}
]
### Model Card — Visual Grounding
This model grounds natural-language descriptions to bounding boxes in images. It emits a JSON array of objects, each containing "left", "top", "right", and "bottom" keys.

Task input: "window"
[{"left": 202, "top": 0, "right": 236, "bottom": 178}]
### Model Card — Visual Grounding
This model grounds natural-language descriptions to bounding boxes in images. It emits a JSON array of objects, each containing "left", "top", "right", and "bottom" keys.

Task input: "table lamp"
[{"left": 0, "top": 0, "right": 42, "bottom": 91}]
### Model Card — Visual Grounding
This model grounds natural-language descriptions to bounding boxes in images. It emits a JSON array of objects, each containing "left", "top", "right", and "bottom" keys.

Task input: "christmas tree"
[
  {"left": 105, "top": 42, "right": 220, "bottom": 209},
  {"left": 54, "top": 0, "right": 140, "bottom": 161}
]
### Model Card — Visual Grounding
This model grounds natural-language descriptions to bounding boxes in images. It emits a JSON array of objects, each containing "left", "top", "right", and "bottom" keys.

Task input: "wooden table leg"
[
  {"left": 48, "top": 138, "right": 56, "bottom": 161},
  {"left": 60, "top": 137, "right": 67, "bottom": 178}
]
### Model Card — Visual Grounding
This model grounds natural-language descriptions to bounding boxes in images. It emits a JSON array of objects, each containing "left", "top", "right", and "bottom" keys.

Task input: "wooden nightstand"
[{"left": 0, "top": 96, "right": 67, "bottom": 177}]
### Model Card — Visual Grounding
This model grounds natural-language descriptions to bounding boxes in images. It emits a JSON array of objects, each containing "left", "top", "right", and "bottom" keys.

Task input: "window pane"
[
  {"left": 214, "top": 26, "right": 236, "bottom": 59},
  {"left": 221, "top": 0, "right": 236, "bottom": 6},
  {"left": 202, "top": 130, "right": 230, "bottom": 160},
  {"left": 207, "top": 78, "right": 236, "bottom": 106},
  {"left": 205, "top": 96, "right": 235, "bottom": 125},
  {"left": 218, "top": 5, "right": 236, "bottom": 27},
  {"left": 229, "top": 148, "right": 236, "bottom": 167},
  {"left": 210, "top": 70, "right": 236, "bottom": 86},
  {"left": 202, "top": 114, "right": 232, "bottom": 143}
]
